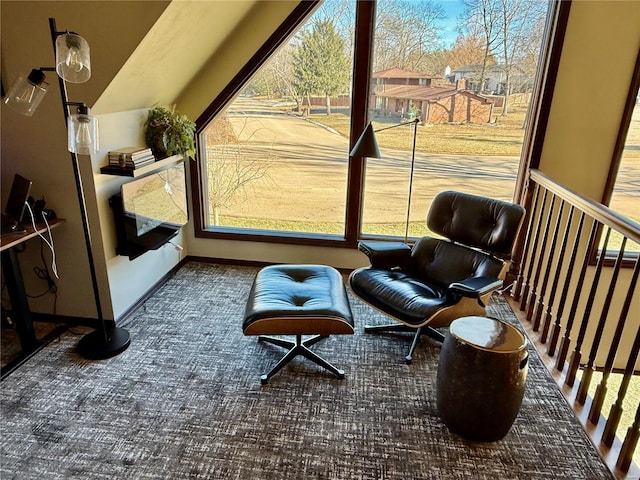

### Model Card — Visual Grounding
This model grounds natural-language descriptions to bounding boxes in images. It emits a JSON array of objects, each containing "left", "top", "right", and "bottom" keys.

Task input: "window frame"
[
  {"left": 191, "top": 0, "right": 566, "bottom": 251},
  {"left": 589, "top": 48, "right": 640, "bottom": 267}
]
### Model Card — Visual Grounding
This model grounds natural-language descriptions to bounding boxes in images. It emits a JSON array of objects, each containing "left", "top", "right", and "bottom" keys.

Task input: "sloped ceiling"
[
  {"left": 1, "top": 1, "right": 172, "bottom": 111},
  {"left": 93, "top": 0, "right": 258, "bottom": 115},
  {"left": 1, "top": 0, "right": 302, "bottom": 120}
]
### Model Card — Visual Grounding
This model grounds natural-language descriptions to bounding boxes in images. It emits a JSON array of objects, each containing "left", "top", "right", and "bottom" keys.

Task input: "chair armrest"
[
  {"left": 358, "top": 241, "right": 411, "bottom": 269},
  {"left": 448, "top": 276, "right": 503, "bottom": 298}
]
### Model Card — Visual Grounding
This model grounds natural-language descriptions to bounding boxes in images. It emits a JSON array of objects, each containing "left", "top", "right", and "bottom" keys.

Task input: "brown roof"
[
  {"left": 375, "top": 85, "right": 494, "bottom": 104},
  {"left": 376, "top": 85, "right": 456, "bottom": 101},
  {"left": 372, "top": 67, "right": 434, "bottom": 79}
]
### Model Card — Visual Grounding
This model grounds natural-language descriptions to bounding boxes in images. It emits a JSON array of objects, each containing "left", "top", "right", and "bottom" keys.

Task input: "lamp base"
[{"left": 77, "top": 326, "right": 131, "bottom": 360}]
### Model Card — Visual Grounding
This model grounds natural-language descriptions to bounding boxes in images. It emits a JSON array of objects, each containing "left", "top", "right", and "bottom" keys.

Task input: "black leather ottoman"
[{"left": 243, "top": 264, "right": 355, "bottom": 384}]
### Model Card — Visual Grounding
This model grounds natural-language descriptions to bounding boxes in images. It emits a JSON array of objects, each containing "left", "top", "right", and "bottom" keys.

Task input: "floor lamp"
[
  {"left": 350, "top": 117, "right": 420, "bottom": 242},
  {"left": 3, "top": 18, "right": 131, "bottom": 359}
]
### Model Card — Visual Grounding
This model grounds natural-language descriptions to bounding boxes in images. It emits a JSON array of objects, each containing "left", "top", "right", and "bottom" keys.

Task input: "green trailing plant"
[{"left": 144, "top": 106, "right": 196, "bottom": 159}]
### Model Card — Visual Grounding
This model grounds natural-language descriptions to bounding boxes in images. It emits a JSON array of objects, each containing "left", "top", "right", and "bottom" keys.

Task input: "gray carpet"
[{"left": 0, "top": 262, "right": 613, "bottom": 479}]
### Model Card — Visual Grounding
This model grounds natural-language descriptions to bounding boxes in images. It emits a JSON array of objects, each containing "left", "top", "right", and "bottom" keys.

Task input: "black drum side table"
[{"left": 436, "top": 316, "right": 529, "bottom": 442}]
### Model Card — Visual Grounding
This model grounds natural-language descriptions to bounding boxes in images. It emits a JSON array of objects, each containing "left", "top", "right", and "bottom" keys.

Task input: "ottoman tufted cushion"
[{"left": 243, "top": 264, "right": 354, "bottom": 336}]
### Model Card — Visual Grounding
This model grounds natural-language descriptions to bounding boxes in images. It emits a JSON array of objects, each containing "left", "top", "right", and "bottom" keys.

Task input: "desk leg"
[{"left": 1, "top": 249, "right": 37, "bottom": 352}]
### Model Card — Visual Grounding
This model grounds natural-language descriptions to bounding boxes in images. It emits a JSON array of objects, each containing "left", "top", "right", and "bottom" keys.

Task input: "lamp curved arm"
[{"left": 374, "top": 117, "right": 420, "bottom": 133}]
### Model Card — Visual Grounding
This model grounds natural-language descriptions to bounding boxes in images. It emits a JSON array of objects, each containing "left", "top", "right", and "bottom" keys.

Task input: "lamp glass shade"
[
  {"left": 68, "top": 106, "right": 99, "bottom": 154},
  {"left": 3, "top": 69, "right": 48, "bottom": 116},
  {"left": 349, "top": 123, "right": 381, "bottom": 158},
  {"left": 56, "top": 33, "right": 91, "bottom": 83}
]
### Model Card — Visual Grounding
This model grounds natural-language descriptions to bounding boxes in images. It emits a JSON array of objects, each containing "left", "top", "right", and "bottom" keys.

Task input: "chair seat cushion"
[{"left": 349, "top": 268, "right": 455, "bottom": 327}]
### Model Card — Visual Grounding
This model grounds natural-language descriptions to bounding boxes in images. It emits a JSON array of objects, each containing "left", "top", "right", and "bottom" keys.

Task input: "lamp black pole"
[
  {"left": 48, "top": 18, "right": 130, "bottom": 359},
  {"left": 404, "top": 118, "right": 419, "bottom": 243}
]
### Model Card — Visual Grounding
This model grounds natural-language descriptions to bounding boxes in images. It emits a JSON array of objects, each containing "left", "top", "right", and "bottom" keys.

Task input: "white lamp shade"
[
  {"left": 68, "top": 106, "right": 99, "bottom": 154},
  {"left": 56, "top": 33, "right": 91, "bottom": 83},
  {"left": 3, "top": 70, "right": 48, "bottom": 116}
]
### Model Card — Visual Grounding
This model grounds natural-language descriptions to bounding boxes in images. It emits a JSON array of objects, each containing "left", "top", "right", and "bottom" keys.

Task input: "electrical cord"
[
  {"left": 168, "top": 240, "right": 184, "bottom": 252},
  {"left": 30, "top": 237, "right": 58, "bottom": 301},
  {"left": 24, "top": 201, "right": 58, "bottom": 279},
  {"left": 1, "top": 207, "right": 62, "bottom": 340},
  {"left": 22, "top": 200, "right": 60, "bottom": 316}
]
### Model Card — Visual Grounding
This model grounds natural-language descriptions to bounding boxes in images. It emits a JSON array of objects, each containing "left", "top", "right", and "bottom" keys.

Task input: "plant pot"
[{"left": 146, "top": 126, "right": 169, "bottom": 159}]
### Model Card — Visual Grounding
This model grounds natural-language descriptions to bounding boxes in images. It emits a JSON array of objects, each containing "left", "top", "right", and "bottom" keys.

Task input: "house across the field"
[{"left": 370, "top": 67, "right": 494, "bottom": 124}]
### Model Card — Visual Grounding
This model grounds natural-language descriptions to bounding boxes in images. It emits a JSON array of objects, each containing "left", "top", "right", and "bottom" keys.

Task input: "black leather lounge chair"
[{"left": 349, "top": 190, "right": 525, "bottom": 363}]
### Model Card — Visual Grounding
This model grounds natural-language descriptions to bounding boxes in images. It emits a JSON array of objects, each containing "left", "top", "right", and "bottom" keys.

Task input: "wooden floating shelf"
[{"left": 100, "top": 155, "right": 184, "bottom": 177}]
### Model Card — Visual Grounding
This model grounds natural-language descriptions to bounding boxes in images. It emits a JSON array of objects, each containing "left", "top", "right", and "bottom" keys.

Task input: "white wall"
[{"left": 92, "top": 110, "right": 187, "bottom": 319}]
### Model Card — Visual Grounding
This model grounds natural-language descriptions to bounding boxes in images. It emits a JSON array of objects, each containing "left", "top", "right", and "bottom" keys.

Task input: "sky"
[{"left": 437, "top": 0, "right": 464, "bottom": 47}]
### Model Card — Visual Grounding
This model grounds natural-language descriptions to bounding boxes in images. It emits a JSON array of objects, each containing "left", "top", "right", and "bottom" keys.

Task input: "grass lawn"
[
  {"left": 310, "top": 104, "right": 530, "bottom": 157},
  {"left": 311, "top": 104, "right": 639, "bottom": 230},
  {"left": 212, "top": 97, "right": 637, "bottom": 235},
  {"left": 217, "top": 216, "right": 434, "bottom": 238}
]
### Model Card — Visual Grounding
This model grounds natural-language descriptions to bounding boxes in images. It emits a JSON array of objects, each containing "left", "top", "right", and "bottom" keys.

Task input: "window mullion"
[{"left": 345, "top": 0, "right": 377, "bottom": 246}]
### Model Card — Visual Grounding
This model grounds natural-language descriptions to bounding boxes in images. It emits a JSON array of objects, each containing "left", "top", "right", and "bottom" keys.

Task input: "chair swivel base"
[
  {"left": 364, "top": 323, "right": 445, "bottom": 363},
  {"left": 258, "top": 334, "right": 345, "bottom": 385}
]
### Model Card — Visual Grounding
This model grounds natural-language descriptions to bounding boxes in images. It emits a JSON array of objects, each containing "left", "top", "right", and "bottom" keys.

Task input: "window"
[
  {"left": 610, "top": 93, "right": 639, "bottom": 224},
  {"left": 601, "top": 49, "right": 640, "bottom": 256},
  {"left": 194, "top": 0, "right": 555, "bottom": 246},
  {"left": 199, "top": 2, "right": 354, "bottom": 241}
]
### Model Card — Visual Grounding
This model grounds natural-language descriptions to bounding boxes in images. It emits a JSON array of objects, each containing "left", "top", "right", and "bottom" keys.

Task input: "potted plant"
[{"left": 144, "top": 106, "right": 196, "bottom": 159}]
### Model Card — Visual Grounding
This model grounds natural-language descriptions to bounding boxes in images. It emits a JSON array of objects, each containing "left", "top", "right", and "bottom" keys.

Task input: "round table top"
[{"left": 450, "top": 316, "right": 527, "bottom": 353}]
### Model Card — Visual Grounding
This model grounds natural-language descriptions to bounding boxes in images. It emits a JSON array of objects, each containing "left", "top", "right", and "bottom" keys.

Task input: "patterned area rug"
[{"left": 0, "top": 262, "right": 612, "bottom": 479}]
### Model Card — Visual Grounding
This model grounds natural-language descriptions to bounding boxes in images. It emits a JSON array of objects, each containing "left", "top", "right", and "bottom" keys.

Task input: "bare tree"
[
  {"left": 374, "top": 0, "right": 445, "bottom": 72},
  {"left": 457, "top": 0, "right": 547, "bottom": 114},
  {"left": 204, "top": 116, "right": 271, "bottom": 226},
  {"left": 447, "top": 32, "right": 492, "bottom": 70},
  {"left": 316, "top": 0, "right": 354, "bottom": 46},
  {"left": 497, "top": 0, "right": 547, "bottom": 115},
  {"left": 458, "top": 0, "right": 502, "bottom": 93}
]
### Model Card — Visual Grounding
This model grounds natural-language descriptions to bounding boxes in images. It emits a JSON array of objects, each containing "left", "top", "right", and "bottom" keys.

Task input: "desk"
[{"left": 1, "top": 218, "right": 65, "bottom": 378}]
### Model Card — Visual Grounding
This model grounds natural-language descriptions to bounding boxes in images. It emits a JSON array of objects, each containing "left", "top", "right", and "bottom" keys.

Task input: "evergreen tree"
[{"left": 292, "top": 19, "right": 350, "bottom": 115}]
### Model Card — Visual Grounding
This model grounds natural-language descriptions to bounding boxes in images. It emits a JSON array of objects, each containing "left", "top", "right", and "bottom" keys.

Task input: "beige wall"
[
  {"left": 176, "top": 1, "right": 300, "bottom": 121},
  {"left": 535, "top": 1, "right": 640, "bottom": 369},
  {"left": 0, "top": 1, "right": 303, "bottom": 320},
  {"left": 1, "top": 1, "right": 170, "bottom": 319},
  {"left": 539, "top": 1, "right": 640, "bottom": 199}
]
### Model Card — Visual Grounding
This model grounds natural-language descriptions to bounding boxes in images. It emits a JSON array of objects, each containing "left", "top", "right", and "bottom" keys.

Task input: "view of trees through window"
[
  {"left": 200, "top": 0, "right": 550, "bottom": 239},
  {"left": 610, "top": 87, "right": 640, "bottom": 219},
  {"left": 608, "top": 81, "right": 639, "bottom": 253}
]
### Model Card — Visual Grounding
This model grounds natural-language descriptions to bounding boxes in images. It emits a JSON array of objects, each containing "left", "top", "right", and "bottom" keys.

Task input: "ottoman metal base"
[{"left": 258, "top": 334, "right": 345, "bottom": 385}]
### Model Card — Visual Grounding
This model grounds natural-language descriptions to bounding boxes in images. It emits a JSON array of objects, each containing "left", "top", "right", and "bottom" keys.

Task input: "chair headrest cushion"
[{"left": 427, "top": 191, "right": 525, "bottom": 255}]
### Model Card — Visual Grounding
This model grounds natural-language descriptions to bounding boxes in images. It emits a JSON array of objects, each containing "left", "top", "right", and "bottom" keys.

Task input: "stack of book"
[{"left": 108, "top": 147, "right": 155, "bottom": 170}]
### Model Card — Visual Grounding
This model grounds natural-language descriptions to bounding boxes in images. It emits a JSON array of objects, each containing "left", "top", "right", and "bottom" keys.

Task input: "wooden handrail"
[
  {"left": 516, "top": 169, "right": 640, "bottom": 478},
  {"left": 530, "top": 169, "right": 640, "bottom": 244}
]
